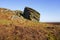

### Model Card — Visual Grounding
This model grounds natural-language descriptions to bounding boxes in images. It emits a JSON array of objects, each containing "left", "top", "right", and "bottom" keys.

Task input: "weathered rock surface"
[
  {"left": 14, "top": 10, "right": 23, "bottom": 17},
  {"left": 23, "top": 7, "right": 40, "bottom": 21},
  {"left": 0, "top": 7, "right": 40, "bottom": 22}
]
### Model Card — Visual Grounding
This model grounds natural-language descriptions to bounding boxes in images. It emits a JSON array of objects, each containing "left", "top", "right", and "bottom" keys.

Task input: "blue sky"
[{"left": 0, "top": 0, "right": 60, "bottom": 22}]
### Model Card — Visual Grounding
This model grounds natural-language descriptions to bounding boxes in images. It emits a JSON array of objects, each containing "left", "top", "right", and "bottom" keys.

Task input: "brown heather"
[{"left": 0, "top": 7, "right": 60, "bottom": 40}]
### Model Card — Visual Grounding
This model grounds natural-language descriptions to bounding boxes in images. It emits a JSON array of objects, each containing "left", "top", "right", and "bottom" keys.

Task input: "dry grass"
[{"left": 0, "top": 8, "right": 60, "bottom": 40}]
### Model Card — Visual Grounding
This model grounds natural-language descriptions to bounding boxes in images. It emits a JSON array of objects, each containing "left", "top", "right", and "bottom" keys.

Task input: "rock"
[
  {"left": 0, "top": 7, "right": 40, "bottom": 22},
  {"left": 23, "top": 7, "right": 40, "bottom": 22},
  {"left": 14, "top": 10, "right": 23, "bottom": 17}
]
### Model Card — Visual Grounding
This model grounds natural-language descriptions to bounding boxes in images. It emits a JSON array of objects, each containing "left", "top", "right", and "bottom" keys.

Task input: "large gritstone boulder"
[{"left": 23, "top": 7, "right": 40, "bottom": 22}]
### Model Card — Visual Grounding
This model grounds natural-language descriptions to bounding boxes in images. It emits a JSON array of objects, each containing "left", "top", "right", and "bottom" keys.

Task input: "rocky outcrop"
[
  {"left": 14, "top": 10, "right": 23, "bottom": 17},
  {"left": 23, "top": 7, "right": 40, "bottom": 21},
  {"left": 0, "top": 7, "right": 40, "bottom": 22}
]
